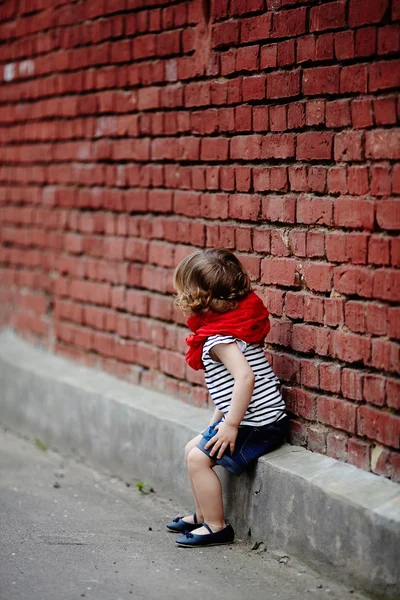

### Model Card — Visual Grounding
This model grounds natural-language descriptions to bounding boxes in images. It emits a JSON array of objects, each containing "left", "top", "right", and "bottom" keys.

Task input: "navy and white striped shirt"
[{"left": 202, "top": 335, "right": 286, "bottom": 427}]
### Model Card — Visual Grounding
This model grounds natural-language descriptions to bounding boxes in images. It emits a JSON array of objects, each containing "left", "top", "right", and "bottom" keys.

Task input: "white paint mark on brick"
[
  {"left": 4, "top": 63, "right": 15, "bottom": 81},
  {"left": 165, "top": 59, "right": 178, "bottom": 82},
  {"left": 19, "top": 60, "right": 35, "bottom": 77}
]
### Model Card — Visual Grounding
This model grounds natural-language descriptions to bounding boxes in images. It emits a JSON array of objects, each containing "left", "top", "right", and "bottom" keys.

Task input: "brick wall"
[{"left": 0, "top": 0, "right": 399, "bottom": 480}]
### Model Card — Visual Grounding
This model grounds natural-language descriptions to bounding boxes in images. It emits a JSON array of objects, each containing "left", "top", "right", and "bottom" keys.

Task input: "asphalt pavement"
[{"left": 0, "top": 430, "right": 371, "bottom": 600}]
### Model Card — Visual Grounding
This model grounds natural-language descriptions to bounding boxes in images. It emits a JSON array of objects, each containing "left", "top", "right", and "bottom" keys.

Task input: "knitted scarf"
[{"left": 185, "top": 291, "right": 270, "bottom": 371}]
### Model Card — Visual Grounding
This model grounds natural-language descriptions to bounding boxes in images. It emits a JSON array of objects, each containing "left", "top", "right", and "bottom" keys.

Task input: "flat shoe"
[
  {"left": 166, "top": 513, "right": 199, "bottom": 533},
  {"left": 176, "top": 523, "right": 234, "bottom": 547}
]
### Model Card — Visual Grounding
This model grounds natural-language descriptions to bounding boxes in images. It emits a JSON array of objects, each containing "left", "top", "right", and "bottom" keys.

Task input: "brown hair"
[{"left": 173, "top": 248, "right": 252, "bottom": 314}]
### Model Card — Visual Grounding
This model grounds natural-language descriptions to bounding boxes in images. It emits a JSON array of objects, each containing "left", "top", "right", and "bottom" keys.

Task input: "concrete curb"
[{"left": 0, "top": 330, "right": 399, "bottom": 598}]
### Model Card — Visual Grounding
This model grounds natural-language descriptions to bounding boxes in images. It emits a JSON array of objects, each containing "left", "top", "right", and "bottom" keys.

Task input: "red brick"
[
  {"left": 285, "top": 291, "right": 304, "bottom": 319},
  {"left": 334, "top": 131, "right": 364, "bottom": 162},
  {"left": 253, "top": 106, "right": 269, "bottom": 132},
  {"left": 358, "top": 405, "right": 400, "bottom": 449},
  {"left": 334, "top": 31, "right": 354, "bottom": 60},
  {"left": 290, "top": 230, "right": 306, "bottom": 256},
  {"left": 334, "top": 265, "right": 373, "bottom": 298},
  {"left": 366, "top": 303, "right": 388, "bottom": 335},
  {"left": 340, "top": 64, "right": 368, "bottom": 93},
  {"left": 230, "top": 135, "right": 261, "bottom": 160},
  {"left": 320, "top": 363, "right": 341, "bottom": 393},
  {"left": 388, "top": 307, "right": 400, "bottom": 340},
  {"left": 334, "top": 198, "right": 374, "bottom": 230},
  {"left": 269, "top": 105, "right": 287, "bottom": 131},
  {"left": 331, "top": 330, "right": 371, "bottom": 365},
  {"left": 297, "top": 195, "right": 333, "bottom": 225},
  {"left": 371, "top": 338, "right": 400, "bottom": 373},
  {"left": 363, "top": 374, "right": 387, "bottom": 406},
  {"left": 351, "top": 98, "right": 373, "bottom": 128},
  {"left": 267, "top": 70, "right": 300, "bottom": 99},
  {"left": 327, "top": 167, "right": 348, "bottom": 194},
  {"left": 349, "top": 0, "right": 389, "bottom": 27},
  {"left": 302, "top": 263, "right": 333, "bottom": 293},
  {"left": 243, "top": 74, "right": 266, "bottom": 101},
  {"left": 347, "top": 166, "right": 369, "bottom": 196},
  {"left": 236, "top": 45, "right": 259, "bottom": 71},
  {"left": 273, "top": 352, "right": 301, "bottom": 384},
  {"left": 271, "top": 7, "right": 307, "bottom": 37},
  {"left": 373, "top": 269, "right": 400, "bottom": 302},
  {"left": 348, "top": 438, "right": 371, "bottom": 470},
  {"left": 355, "top": 26, "right": 377, "bottom": 58},
  {"left": 370, "top": 164, "right": 391, "bottom": 196},
  {"left": 292, "top": 324, "right": 330, "bottom": 356},
  {"left": 262, "top": 287, "right": 284, "bottom": 316},
  {"left": 297, "top": 35, "right": 316, "bottom": 63},
  {"left": 369, "top": 60, "right": 400, "bottom": 92},
  {"left": 261, "top": 133, "right": 295, "bottom": 159},
  {"left": 317, "top": 395, "right": 357, "bottom": 434},
  {"left": 285, "top": 387, "right": 316, "bottom": 420},
  {"left": 378, "top": 24, "right": 400, "bottom": 55},
  {"left": 202, "top": 193, "right": 229, "bottom": 219},
  {"left": 261, "top": 257, "right": 299, "bottom": 287},
  {"left": 387, "top": 379, "right": 400, "bottom": 410},
  {"left": 261, "top": 195, "right": 296, "bottom": 223},
  {"left": 229, "top": 194, "right": 260, "bottom": 221},
  {"left": 303, "top": 66, "right": 339, "bottom": 96},
  {"left": 304, "top": 295, "right": 325, "bottom": 324},
  {"left": 324, "top": 298, "right": 344, "bottom": 327},
  {"left": 325, "top": 100, "right": 351, "bottom": 128},
  {"left": 345, "top": 301, "right": 366, "bottom": 333},
  {"left": 200, "top": 137, "right": 229, "bottom": 162},
  {"left": 297, "top": 132, "right": 333, "bottom": 161},
  {"left": 277, "top": 39, "right": 295, "bottom": 66},
  {"left": 376, "top": 199, "right": 400, "bottom": 231},
  {"left": 315, "top": 33, "right": 335, "bottom": 60},
  {"left": 342, "top": 369, "right": 364, "bottom": 401},
  {"left": 306, "top": 100, "right": 325, "bottom": 126},
  {"left": 260, "top": 44, "right": 277, "bottom": 69},
  {"left": 212, "top": 21, "right": 240, "bottom": 48},
  {"left": 240, "top": 13, "right": 272, "bottom": 43},
  {"left": 232, "top": 102, "right": 251, "bottom": 128},
  {"left": 310, "top": 1, "right": 346, "bottom": 31},
  {"left": 307, "top": 166, "right": 329, "bottom": 196}
]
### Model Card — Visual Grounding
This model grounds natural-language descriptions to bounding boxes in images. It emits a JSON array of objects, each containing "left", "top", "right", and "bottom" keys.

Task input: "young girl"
[{"left": 167, "top": 248, "right": 287, "bottom": 548}]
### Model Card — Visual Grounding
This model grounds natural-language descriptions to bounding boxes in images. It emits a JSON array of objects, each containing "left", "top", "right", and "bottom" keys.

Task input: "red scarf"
[{"left": 185, "top": 291, "right": 270, "bottom": 371}]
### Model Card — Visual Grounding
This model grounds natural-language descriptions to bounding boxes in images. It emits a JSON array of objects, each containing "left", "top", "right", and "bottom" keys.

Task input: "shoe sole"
[{"left": 176, "top": 540, "right": 234, "bottom": 548}]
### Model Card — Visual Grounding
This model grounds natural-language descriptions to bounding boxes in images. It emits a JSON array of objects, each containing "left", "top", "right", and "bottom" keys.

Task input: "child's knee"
[
  {"left": 184, "top": 435, "right": 202, "bottom": 463},
  {"left": 187, "top": 447, "right": 212, "bottom": 472}
]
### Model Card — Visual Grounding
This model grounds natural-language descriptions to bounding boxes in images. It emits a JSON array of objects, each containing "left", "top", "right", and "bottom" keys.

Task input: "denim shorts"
[{"left": 196, "top": 416, "right": 288, "bottom": 476}]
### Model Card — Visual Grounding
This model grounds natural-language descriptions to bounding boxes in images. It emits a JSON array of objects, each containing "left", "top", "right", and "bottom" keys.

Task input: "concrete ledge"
[{"left": 0, "top": 330, "right": 399, "bottom": 598}]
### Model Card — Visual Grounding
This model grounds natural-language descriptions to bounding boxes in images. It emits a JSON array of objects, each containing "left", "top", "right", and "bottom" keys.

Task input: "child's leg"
[
  {"left": 186, "top": 447, "right": 225, "bottom": 533},
  {"left": 181, "top": 435, "right": 204, "bottom": 523}
]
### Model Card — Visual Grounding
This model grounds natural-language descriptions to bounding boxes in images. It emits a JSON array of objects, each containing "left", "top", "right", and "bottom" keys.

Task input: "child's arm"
[
  {"left": 205, "top": 342, "right": 255, "bottom": 459},
  {"left": 209, "top": 407, "right": 225, "bottom": 426}
]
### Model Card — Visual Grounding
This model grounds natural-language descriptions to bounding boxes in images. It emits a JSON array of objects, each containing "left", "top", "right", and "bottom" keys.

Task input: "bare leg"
[
  {"left": 186, "top": 447, "right": 226, "bottom": 533},
  {"left": 181, "top": 435, "right": 204, "bottom": 524}
]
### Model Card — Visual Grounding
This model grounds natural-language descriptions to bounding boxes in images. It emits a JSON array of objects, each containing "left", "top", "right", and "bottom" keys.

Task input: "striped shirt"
[{"left": 202, "top": 335, "right": 286, "bottom": 427}]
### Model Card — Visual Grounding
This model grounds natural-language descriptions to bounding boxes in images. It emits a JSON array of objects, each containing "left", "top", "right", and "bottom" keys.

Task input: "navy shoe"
[
  {"left": 166, "top": 513, "right": 199, "bottom": 533},
  {"left": 176, "top": 523, "right": 234, "bottom": 547}
]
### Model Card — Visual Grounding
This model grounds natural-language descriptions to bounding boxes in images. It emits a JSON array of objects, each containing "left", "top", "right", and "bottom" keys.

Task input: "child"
[{"left": 167, "top": 248, "right": 287, "bottom": 548}]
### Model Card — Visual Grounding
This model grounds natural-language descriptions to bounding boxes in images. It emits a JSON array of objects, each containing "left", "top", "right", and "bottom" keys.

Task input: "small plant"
[
  {"left": 34, "top": 437, "right": 48, "bottom": 451},
  {"left": 136, "top": 481, "right": 146, "bottom": 492},
  {"left": 136, "top": 481, "right": 155, "bottom": 494}
]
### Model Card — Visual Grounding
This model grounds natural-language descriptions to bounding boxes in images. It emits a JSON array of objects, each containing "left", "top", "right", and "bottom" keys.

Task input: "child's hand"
[{"left": 205, "top": 422, "right": 238, "bottom": 459}]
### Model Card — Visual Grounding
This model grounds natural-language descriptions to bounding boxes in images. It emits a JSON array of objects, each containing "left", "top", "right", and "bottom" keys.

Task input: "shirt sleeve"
[{"left": 202, "top": 335, "right": 247, "bottom": 364}]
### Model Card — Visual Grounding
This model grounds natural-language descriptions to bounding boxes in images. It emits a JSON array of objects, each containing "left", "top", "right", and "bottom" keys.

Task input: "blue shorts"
[{"left": 196, "top": 416, "right": 288, "bottom": 476}]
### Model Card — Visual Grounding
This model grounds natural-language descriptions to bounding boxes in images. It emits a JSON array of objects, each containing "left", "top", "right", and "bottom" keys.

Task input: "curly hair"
[{"left": 173, "top": 248, "right": 252, "bottom": 314}]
